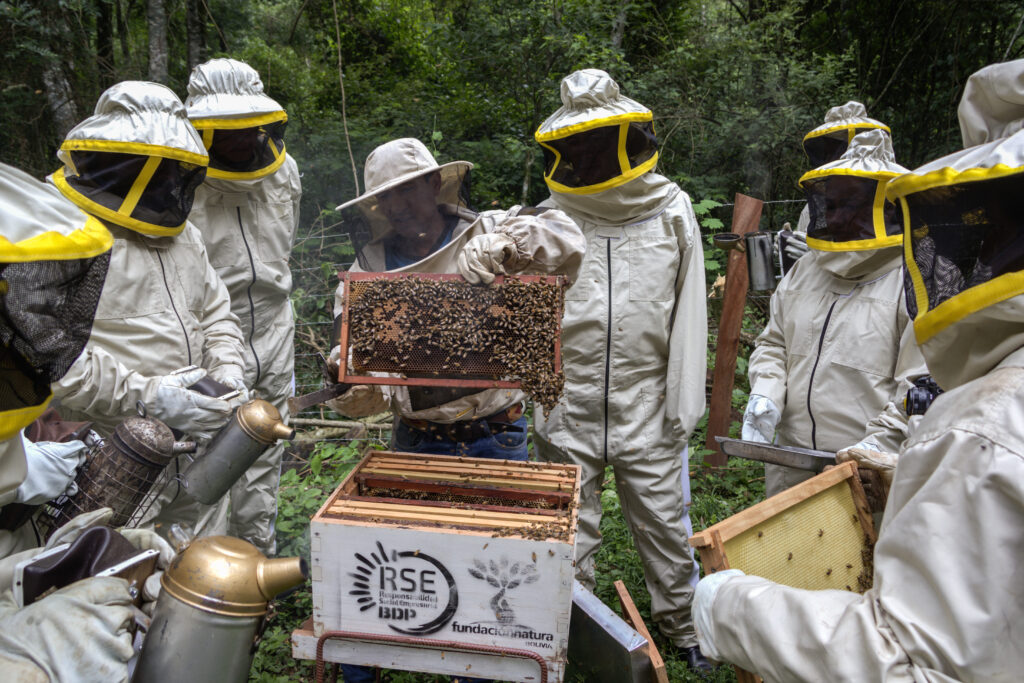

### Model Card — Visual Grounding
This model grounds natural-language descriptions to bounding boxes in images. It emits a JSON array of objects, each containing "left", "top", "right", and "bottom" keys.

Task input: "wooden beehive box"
[
  {"left": 309, "top": 451, "right": 580, "bottom": 682},
  {"left": 688, "top": 461, "right": 876, "bottom": 683}
]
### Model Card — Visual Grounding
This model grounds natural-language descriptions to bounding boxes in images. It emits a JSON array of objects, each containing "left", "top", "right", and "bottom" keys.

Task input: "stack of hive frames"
[
  {"left": 337, "top": 272, "right": 563, "bottom": 390},
  {"left": 309, "top": 452, "right": 581, "bottom": 682},
  {"left": 688, "top": 461, "right": 876, "bottom": 683}
]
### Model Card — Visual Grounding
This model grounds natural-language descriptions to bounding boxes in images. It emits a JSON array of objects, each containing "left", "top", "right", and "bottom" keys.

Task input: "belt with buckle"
[{"left": 401, "top": 403, "right": 524, "bottom": 443}]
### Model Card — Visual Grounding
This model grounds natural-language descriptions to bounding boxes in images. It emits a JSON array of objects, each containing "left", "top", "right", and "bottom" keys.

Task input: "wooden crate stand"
[
  {"left": 304, "top": 451, "right": 581, "bottom": 683},
  {"left": 689, "top": 461, "right": 877, "bottom": 683}
]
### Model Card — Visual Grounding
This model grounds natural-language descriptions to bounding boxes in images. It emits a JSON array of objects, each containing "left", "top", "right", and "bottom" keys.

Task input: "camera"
[{"left": 904, "top": 375, "right": 943, "bottom": 416}]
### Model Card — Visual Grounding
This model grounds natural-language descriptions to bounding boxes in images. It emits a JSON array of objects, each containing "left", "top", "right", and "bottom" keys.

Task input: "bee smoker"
[
  {"left": 744, "top": 231, "right": 776, "bottom": 291},
  {"left": 131, "top": 535, "right": 308, "bottom": 683},
  {"left": 179, "top": 399, "right": 294, "bottom": 505},
  {"left": 40, "top": 410, "right": 196, "bottom": 535}
]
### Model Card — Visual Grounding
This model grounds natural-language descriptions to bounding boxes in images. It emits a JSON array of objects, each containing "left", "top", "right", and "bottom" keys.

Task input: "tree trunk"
[
  {"left": 96, "top": 0, "right": 115, "bottom": 86},
  {"left": 42, "top": 64, "right": 80, "bottom": 139},
  {"left": 147, "top": 0, "right": 168, "bottom": 83},
  {"left": 116, "top": 0, "right": 130, "bottom": 64},
  {"left": 611, "top": 6, "right": 628, "bottom": 49},
  {"left": 185, "top": 0, "right": 205, "bottom": 72}
]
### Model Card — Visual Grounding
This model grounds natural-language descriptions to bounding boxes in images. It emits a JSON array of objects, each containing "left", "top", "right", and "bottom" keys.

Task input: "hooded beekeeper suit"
[
  {"left": 185, "top": 58, "right": 301, "bottom": 554},
  {"left": 48, "top": 81, "right": 248, "bottom": 539},
  {"left": 326, "top": 137, "right": 585, "bottom": 426},
  {"left": 787, "top": 102, "right": 893, "bottom": 259},
  {"left": 0, "top": 161, "right": 177, "bottom": 682},
  {"left": 694, "top": 59, "right": 1024, "bottom": 683},
  {"left": 745, "top": 128, "right": 928, "bottom": 496},
  {"left": 530, "top": 69, "right": 709, "bottom": 661}
]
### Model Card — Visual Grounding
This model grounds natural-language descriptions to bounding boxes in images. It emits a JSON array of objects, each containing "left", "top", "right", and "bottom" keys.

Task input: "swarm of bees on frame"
[{"left": 348, "top": 276, "right": 565, "bottom": 412}]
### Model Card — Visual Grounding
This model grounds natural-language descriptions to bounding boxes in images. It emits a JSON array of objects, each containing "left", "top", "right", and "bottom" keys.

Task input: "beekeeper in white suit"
[
  {"left": 0, "top": 161, "right": 175, "bottom": 682},
  {"left": 743, "top": 128, "right": 928, "bottom": 496},
  {"left": 530, "top": 69, "right": 711, "bottom": 673},
  {"left": 785, "top": 102, "right": 893, "bottom": 261},
  {"left": 48, "top": 81, "right": 248, "bottom": 540},
  {"left": 695, "top": 59, "right": 1024, "bottom": 682},
  {"left": 185, "top": 58, "right": 301, "bottom": 554}
]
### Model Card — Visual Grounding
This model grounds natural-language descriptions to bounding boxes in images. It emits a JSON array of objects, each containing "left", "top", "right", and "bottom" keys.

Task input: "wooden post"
[{"left": 704, "top": 194, "right": 764, "bottom": 466}]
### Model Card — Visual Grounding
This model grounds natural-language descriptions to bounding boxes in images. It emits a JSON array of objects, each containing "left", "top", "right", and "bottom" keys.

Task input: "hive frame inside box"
[
  {"left": 337, "top": 271, "right": 563, "bottom": 389},
  {"left": 305, "top": 451, "right": 581, "bottom": 683},
  {"left": 688, "top": 461, "right": 876, "bottom": 683}
]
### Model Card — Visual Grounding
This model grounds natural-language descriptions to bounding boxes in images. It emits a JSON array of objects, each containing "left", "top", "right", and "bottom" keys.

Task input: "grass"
[{"left": 248, "top": 434, "right": 765, "bottom": 683}]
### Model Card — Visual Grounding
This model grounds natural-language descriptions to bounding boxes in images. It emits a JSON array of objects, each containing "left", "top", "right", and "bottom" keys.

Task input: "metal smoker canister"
[
  {"left": 43, "top": 414, "right": 195, "bottom": 534},
  {"left": 132, "top": 535, "right": 308, "bottom": 683},
  {"left": 744, "top": 231, "right": 776, "bottom": 292},
  {"left": 180, "top": 399, "right": 294, "bottom": 505}
]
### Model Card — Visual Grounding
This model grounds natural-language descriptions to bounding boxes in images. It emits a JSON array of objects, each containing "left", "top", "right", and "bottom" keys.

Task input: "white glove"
[
  {"left": 147, "top": 367, "right": 234, "bottom": 440},
  {"left": 457, "top": 233, "right": 516, "bottom": 284},
  {"left": 118, "top": 528, "right": 175, "bottom": 615},
  {"left": 741, "top": 394, "right": 780, "bottom": 444},
  {"left": 0, "top": 576, "right": 135, "bottom": 681},
  {"left": 211, "top": 372, "right": 251, "bottom": 406},
  {"left": 783, "top": 230, "right": 809, "bottom": 260},
  {"left": 13, "top": 434, "right": 88, "bottom": 504},
  {"left": 326, "top": 384, "right": 388, "bottom": 419},
  {"left": 836, "top": 445, "right": 897, "bottom": 488},
  {"left": 693, "top": 569, "right": 745, "bottom": 663}
]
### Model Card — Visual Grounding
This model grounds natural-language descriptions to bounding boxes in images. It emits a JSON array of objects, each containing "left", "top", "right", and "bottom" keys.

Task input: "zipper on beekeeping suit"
[
  {"left": 236, "top": 206, "right": 262, "bottom": 386},
  {"left": 156, "top": 249, "right": 192, "bottom": 365},
  {"left": 806, "top": 271, "right": 892, "bottom": 449},
  {"left": 603, "top": 238, "right": 613, "bottom": 463}
]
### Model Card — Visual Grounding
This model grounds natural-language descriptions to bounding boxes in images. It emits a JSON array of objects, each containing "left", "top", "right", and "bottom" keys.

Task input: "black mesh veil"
[
  {"left": 206, "top": 120, "right": 287, "bottom": 175},
  {"left": 804, "top": 175, "right": 902, "bottom": 247},
  {"left": 1, "top": 252, "right": 110, "bottom": 413},
  {"left": 340, "top": 169, "right": 474, "bottom": 271},
  {"left": 540, "top": 121, "right": 657, "bottom": 189},
  {"left": 904, "top": 173, "right": 1024, "bottom": 320},
  {"left": 64, "top": 150, "right": 205, "bottom": 230}
]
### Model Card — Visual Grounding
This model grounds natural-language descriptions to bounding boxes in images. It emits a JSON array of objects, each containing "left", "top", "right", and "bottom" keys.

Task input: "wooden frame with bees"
[
  {"left": 296, "top": 451, "right": 581, "bottom": 682},
  {"left": 688, "top": 461, "right": 877, "bottom": 683}
]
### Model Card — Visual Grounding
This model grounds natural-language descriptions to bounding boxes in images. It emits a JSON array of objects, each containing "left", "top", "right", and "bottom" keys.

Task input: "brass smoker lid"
[
  {"left": 161, "top": 535, "right": 308, "bottom": 617},
  {"left": 236, "top": 399, "right": 295, "bottom": 445}
]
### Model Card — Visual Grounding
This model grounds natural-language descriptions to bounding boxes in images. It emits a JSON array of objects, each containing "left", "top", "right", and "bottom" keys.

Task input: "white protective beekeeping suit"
[
  {"left": 695, "top": 59, "right": 1024, "bottom": 683},
  {"left": 531, "top": 69, "right": 708, "bottom": 649},
  {"left": 327, "top": 137, "right": 585, "bottom": 423},
  {"left": 748, "top": 129, "right": 928, "bottom": 496},
  {"left": 0, "top": 163, "right": 175, "bottom": 683},
  {"left": 185, "top": 59, "right": 301, "bottom": 553},
  {"left": 49, "top": 81, "right": 247, "bottom": 539}
]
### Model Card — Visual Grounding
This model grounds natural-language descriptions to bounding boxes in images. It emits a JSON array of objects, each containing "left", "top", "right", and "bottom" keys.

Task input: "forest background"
[{"left": 3, "top": 1, "right": 1024, "bottom": 681}]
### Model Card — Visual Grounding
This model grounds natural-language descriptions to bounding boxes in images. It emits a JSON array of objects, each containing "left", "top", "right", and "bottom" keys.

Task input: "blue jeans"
[{"left": 339, "top": 416, "right": 527, "bottom": 683}]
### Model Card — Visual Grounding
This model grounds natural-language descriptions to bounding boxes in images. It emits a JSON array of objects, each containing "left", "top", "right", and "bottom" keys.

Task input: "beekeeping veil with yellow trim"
[
  {"left": 186, "top": 58, "right": 289, "bottom": 181},
  {"left": 887, "top": 60, "right": 1024, "bottom": 390},
  {"left": 799, "top": 128, "right": 908, "bottom": 253},
  {"left": 803, "top": 101, "right": 890, "bottom": 169},
  {"left": 1, "top": 162, "right": 112, "bottom": 485},
  {"left": 534, "top": 69, "right": 659, "bottom": 195},
  {"left": 51, "top": 81, "right": 208, "bottom": 237}
]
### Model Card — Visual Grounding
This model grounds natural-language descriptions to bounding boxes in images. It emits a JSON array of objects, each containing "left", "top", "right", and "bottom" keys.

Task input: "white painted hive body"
[{"left": 308, "top": 451, "right": 580, "bottom": 683}]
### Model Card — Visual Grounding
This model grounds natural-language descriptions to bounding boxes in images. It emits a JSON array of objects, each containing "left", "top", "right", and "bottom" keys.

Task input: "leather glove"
[
  {"left": 326, "top": 345, "right": 342, "bottom": 380},
  {"left": 783, "top": 230, "right": 809, "bottom": 260},
  {"left": 326, "top": 384, "right": 388, "bottom": 419},
  {"left": 457, "top": 233, "right": 517, "bottom": 284},
  {"left": 837, "top": 446, "right": 897, "bottom": 488},
  {"left": 146, "top": 367, "right": 234, "bottom": 440},
  {"left": 693, "top": 569, "right": 745, "bottom": 663},
  {"left": 741, "top": 394, "right": 780, "bottom": 444},
  {"left": 13, "top": 434, "right": 88, "bottom": 504},
  {"left": 118, "top": 528, "right": 175, "bottom": 615},
  {"left": 0, "top": 576, "right": 135, "bottom": 682}
]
